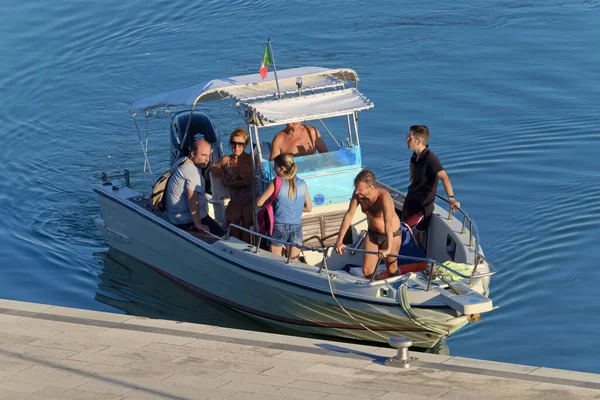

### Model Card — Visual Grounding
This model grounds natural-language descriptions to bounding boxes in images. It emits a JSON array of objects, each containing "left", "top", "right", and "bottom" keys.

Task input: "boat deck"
[{"left": 0, "top": 299, "right": 597, "bottom": 399}]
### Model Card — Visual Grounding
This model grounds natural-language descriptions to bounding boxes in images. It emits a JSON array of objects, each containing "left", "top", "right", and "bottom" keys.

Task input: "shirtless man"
[
  {"left": 269, "top": 122, "right": 328, "bottom": 160},
  {"left": 335, "top": 170, "right": 402, "bottom": 279}
]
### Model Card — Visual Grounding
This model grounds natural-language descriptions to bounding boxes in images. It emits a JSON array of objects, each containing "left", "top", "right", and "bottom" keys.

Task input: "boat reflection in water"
[
  {"left": 95, "top": 247, "right": 272, "bottom": 332},
  {"left": 94, "top": 247, "right": 449, "bottom": 355}
]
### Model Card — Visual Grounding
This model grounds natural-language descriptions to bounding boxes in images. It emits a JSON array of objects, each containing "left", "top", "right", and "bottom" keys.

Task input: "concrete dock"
[{"left": 0, "top": 299, "right": 598, "bottom": 399}]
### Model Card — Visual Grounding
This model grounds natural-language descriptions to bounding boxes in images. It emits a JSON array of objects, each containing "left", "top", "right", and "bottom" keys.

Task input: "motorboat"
[{"left": 94, "top": 66, "right": 497, "bottom": 348}]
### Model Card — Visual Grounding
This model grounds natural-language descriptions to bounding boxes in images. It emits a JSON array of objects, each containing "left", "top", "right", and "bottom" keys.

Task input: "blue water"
[{"left": 2, "top": 0, "right": 599, "bottom": 373}]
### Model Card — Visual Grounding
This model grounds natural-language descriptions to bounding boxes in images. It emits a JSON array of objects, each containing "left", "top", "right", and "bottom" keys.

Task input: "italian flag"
[{"left": 259, "top": 44, "right": 273, "bottom": 79}]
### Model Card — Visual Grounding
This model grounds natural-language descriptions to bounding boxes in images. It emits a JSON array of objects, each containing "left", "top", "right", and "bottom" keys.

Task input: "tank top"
[{"left": 273, "top": 177, "right": 307, "bottom": 225}]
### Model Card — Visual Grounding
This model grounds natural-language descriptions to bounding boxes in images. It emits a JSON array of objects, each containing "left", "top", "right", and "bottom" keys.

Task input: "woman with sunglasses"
[{"left": 208, "top": 128, "right": 254, "bottom": 242}]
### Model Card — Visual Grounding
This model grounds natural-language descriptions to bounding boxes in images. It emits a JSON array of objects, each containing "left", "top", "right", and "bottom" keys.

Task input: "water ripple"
[{"left": 2, "top": 0, "right": 600, "bottom": 374}]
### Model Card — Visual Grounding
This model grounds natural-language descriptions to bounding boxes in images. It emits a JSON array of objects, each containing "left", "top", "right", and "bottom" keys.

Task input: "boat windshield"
[{"left": 260, "top": 146, "right": 362, "bottom": 206}]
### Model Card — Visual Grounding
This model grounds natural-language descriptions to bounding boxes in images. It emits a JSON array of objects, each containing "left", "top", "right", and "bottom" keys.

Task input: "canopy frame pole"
[
  {"left": 250, "top": 123, "right": 261, "bottom": 242},
  {"left": 352, "top": 111, "right": 360, "bottom": 147},
  {"left": 144, "top": 117, "right": 150, "bottom": 174},
  {"left": 345, "top": 114, "right": 353, "bottom": 146},
  {"left": 177, "top": 101, "right": 198, "bottom": 160},
  {"left": 353, "top": 79, "right": 361, "bottom": 145},
  {"left": 252, "top": 124, "right": 263, "bottom": 163},
  {"left": 132, "top": 115, "right": 154, "bottom": 181},
  {"left": 318, "top": 119, "right": 341, "bottom": 148},
  {"left": 268, "top": 39, "right": 283, "bottom": 100}
]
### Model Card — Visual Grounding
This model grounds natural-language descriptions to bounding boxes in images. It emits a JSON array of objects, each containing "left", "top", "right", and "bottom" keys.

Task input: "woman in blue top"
[{"left": 256, "top": 153, "right": 312, "bottom": 260}]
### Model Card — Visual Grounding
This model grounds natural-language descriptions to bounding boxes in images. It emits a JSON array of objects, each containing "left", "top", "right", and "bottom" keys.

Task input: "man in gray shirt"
[{"left": 165, "top": 139, "right": 225, "bottom": 236}]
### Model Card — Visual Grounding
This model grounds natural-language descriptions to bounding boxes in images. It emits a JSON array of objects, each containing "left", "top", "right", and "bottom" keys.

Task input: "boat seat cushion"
[
  {"left": 302, "top": 210, "right": 348, "bottom": 248},
  {"left": 208, "top": 171, "right": 230, "bottom": 224}
]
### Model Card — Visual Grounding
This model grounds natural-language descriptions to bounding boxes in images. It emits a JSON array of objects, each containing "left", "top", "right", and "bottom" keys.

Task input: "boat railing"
[
  {"left": 436, "top": 193, "right": 478, "bottom": 248},
  {"left": 324, "top": 244, "right": 496, "bottom": 290},
  {"left": 101, "top": 170, "right": 131, "bottom": 188},
  {"left": 225, "top": 224, "right": 327, "bottom": 264},
  {"left": 100, "top": 156, "right": 131, "bottom": 188},
  {"left": 435, "top": 194, "right": 496, "bottom": 282},
  {"left": 225, "top": 224, "right": 496, "bottom": 290}
]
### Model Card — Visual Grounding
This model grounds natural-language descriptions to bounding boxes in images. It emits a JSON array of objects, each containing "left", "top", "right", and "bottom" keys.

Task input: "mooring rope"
[
  {"left": 320, "top": 254, "right": 448, "bottom": 346},
  {"left": 398, "top": 280, "right": 450, "bottom": 336},
  {"left": 320, "top": 255, "right": 389, "bottom": 340}
]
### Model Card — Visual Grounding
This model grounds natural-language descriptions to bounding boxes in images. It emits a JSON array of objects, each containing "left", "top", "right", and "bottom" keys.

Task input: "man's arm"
[
  {"left": 312, "top": 126, "right": 329, "bottom": 154},
  {"left": 334, "top": 195, "right": 359, "bottom": 255},
  {"left": 269, "top": 134, "right": 282, "bottom": 161},
  {"left": 380, "top": 192, "right": 396, "bottom": 258},
  {"left": 186, "top": 189, "right": 209, "bottom": 231},
  {"left": 437, "top": 170, "right": 460, "bottom": 211}
]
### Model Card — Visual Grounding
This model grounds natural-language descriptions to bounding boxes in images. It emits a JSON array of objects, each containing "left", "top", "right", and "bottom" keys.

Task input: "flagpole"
[{"left": 267, "top": 38, "right": 282, "bottom": 100}]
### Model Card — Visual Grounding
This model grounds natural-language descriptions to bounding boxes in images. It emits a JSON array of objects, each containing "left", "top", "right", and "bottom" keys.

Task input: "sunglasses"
[{"left": 230, "top": 141, "right": 246, "bottom": 148}]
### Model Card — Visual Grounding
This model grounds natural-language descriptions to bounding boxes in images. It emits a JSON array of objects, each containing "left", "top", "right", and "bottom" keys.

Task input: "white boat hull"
[{"left": 94, "top": 183, "right": 488, "bottom": 348}]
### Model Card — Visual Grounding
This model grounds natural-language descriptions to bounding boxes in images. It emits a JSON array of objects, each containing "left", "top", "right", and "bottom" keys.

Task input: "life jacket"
[{"left": 150, "top": 158, "right": 190, "bottom": 213}]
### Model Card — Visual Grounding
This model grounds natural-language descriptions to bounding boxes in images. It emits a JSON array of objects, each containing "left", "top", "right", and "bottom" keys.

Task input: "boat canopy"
[
  {"left": 130, "top": 66, "right": 365, "bottom": 119},
  {"left": 247, "top": 88, "right": 373, "bottom": 127}
]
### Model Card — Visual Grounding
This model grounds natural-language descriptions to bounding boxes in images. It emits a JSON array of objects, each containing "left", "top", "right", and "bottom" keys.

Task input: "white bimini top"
[{"left": 130, "top": 67, "right": 374, "bottom": 127}]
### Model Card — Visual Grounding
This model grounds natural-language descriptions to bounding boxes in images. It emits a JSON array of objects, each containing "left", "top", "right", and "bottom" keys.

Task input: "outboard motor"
[
  {"left": 170, "top": 111, "right": 223, "bottom": 194},
  {"left": 170, "top": 111, "right": 223, "bottom": 165}
]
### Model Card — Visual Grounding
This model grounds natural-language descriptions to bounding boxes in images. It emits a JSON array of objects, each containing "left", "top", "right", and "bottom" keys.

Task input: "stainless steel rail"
[
  {"left": 101, "top": 156, "right": 131, "bottom": 187},
  {"left": 224, "top": 224, "right": 496, "bottom": 289},
  {"left": 434, "top": 194, "right": 494, "bottom": 282},
  {"left": 100, "top": 170, "right": 131, "bottom": 188},
  {"left": 435, "top": 194, "right": 478, "bottom": 249},
  {"left": 226, "top": 224, "right": 327, "bottom": 264},
  {"left": 329, "top": 245, "right": 496, "bottom": 289}
]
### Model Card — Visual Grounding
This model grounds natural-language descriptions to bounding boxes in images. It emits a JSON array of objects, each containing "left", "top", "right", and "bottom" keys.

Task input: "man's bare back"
[{"left": 269, "top": 122, "right": 329, "bottom": 160}]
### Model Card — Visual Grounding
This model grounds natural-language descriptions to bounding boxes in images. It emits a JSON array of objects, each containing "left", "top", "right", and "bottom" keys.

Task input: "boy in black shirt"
[{"left": 401, "top": 125, "right": 460, "bottom": 230}]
